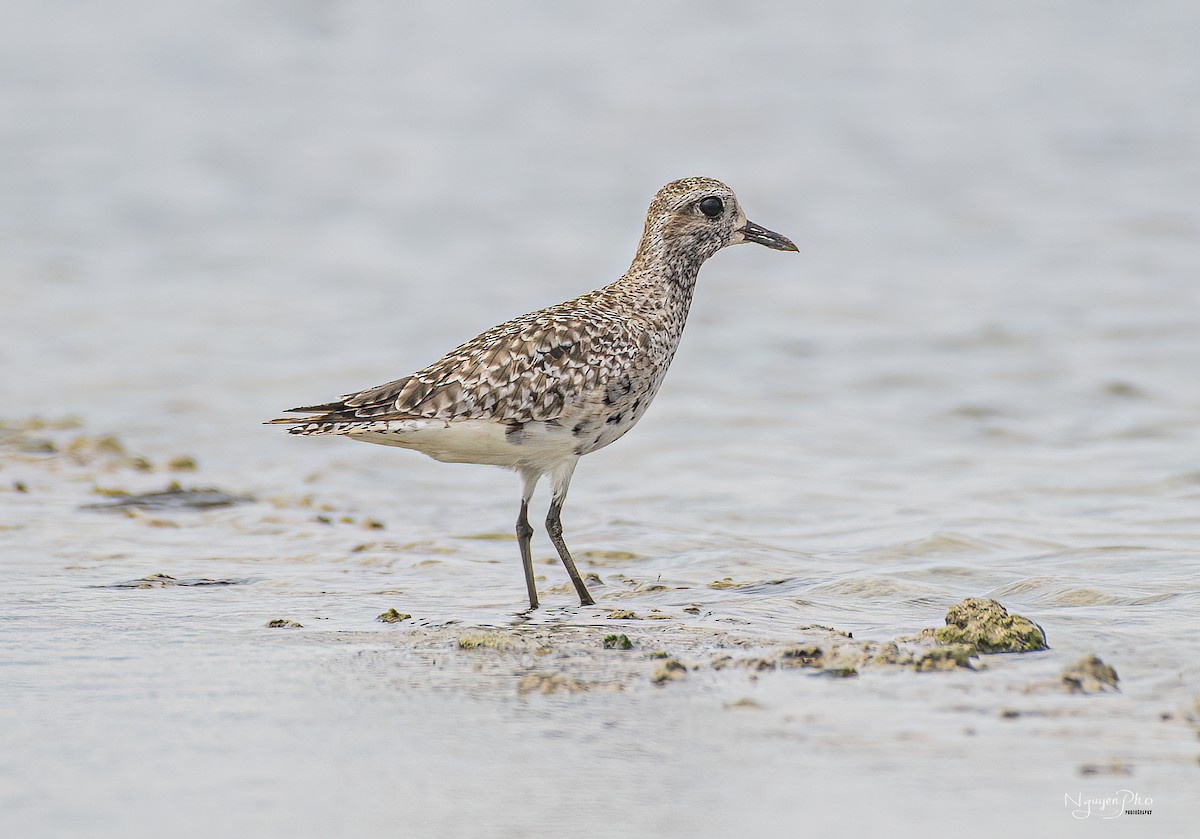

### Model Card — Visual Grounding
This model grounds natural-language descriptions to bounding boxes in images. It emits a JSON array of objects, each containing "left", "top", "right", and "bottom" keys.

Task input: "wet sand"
[{"left": 3, "top": 421, "right": 1198, "bottom": 836}]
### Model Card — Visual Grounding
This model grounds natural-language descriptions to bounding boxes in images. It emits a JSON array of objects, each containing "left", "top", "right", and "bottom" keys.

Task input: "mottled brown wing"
[{"left": 274, "top": 301, "right": 641, "bottom": 426}]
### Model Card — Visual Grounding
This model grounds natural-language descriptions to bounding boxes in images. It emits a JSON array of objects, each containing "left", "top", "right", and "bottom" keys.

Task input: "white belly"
[{"left": 348, "top": 418, "right": 579, "bottom": 472}]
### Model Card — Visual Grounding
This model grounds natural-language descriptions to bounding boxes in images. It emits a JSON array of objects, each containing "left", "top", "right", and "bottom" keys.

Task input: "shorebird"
[{"left": 268, "top": 177, "right": 796, "bottom": 609}]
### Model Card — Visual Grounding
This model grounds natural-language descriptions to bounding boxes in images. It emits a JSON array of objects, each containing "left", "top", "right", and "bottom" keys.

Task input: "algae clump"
[
  {"left": 457, "top": 633, "right": 516, "bottom": 651},
  {"left": 934, "top": 598, "right": 1047, "bottom": 653},
  {"left": 651, "top": 658, "right": 687, "bottom": 685},
  {"left": 914, "top": 644, "right": 976, "bottom": 672},
  {"left": 779, "top": 644, "right": 825, "bottom": 668},
  {"left": 603, "top": 634, "right": 633, "bottom": 650},
  {"left": 376, "top": 609, "right": 411, "bottom": 624},
  {"left": 1060, "top": 654, "right": 1119, "bottom": 693}
]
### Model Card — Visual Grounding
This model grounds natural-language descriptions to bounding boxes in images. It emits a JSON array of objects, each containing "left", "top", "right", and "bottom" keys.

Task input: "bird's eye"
[{"left": 698, "top": 196, "right": 723, "bottom": 219}]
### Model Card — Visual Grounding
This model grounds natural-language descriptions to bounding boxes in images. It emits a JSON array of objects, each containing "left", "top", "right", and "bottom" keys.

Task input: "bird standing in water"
[{"left": 268, "top": 177, "right": 797, "bottom": 609}]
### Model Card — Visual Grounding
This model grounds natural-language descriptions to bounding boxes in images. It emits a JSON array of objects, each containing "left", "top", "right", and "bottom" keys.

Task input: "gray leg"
[
  {"left": 546, "top": 498, "right": 595, "bottom": 606},
  {"left": 517, "top": 469, "right": 540, "bottom": 610},
  {"left": 545, "top": 458, "right": 594, "bottom": 606},
  {"left": 516, "top": 499, "right": 538, "bottom": 610}
]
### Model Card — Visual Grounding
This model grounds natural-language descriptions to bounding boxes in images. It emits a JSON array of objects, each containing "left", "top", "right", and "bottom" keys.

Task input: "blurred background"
[
  {"left": 2, "top": 3, "right": 1199, "bottom": 835},
  {"left": 5, "top": 2, "right": 1197, "bottom": 459},
  {"left": 5, "top": 0, "right": 1200, "bottom": 563}
]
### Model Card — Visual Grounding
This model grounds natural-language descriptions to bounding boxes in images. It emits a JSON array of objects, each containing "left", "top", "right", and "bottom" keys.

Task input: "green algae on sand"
[
  {"left": 779, "top": 644, "right": 825, "bottom": 668},
  {"left": 377, "top": 609, "right": 412, "bottom": 624},
  {"left": 933, "top": 598, "right": 1048, "bottom": 653},
  {"left": 457, "top": 633, "right": 518, "bottom": 651},
  {"left": 914, "top": 644, "right": 976, "bottom": 672},
  {"left": 1060, "top": 654, "right": 1119, "bottom": 693},
  {"left": 603, "top": 634, "right": 633, "bottom": 650},
  {"left": 651, "top": 658, "right": 687, "bottom": 685}
]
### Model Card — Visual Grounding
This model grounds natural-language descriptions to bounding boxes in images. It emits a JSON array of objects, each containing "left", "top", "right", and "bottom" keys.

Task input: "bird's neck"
[
  {"left": 619, "top": 242, "right": 707, "bottom": 332},
  {"left": 631, "top": 231, "right": 706, "bottom": 284}
]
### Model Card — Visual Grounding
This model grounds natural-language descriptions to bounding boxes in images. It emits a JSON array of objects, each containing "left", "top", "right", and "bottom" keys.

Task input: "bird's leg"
[
  {"left": 545, "top": 499, "right": 594, "bottom": 606},
  {"left": 545, "top": 459, "right": 594, "bottom": 606},
  {"left": 517, "top": 469, "right": 540, "bottom": 610},
  {"left": 517, "top": 500, "right": 538, "bottom": 610}
]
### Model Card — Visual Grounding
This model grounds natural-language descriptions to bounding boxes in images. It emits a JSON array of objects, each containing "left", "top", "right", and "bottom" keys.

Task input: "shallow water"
[{"left": 3, "top": 1, "right": 1200, "bottom": 836}]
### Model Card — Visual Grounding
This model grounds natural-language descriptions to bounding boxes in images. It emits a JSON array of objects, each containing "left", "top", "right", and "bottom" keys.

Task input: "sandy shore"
[{"left": 3, "top": 417, "right": 1197, "bottom": 837}]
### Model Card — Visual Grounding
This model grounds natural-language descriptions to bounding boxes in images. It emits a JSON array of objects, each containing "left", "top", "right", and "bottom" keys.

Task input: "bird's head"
[{"left": 635, "top": 177, "right": 798, "bottom": 267}]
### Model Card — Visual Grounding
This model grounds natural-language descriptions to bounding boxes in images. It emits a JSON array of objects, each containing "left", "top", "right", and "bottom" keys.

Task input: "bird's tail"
[{"left": 264, "top": 402, "right": 344, "bottom": 426}]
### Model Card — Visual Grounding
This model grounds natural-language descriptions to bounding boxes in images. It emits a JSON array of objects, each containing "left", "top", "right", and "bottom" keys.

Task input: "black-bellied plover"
[{"left": 268, "top": 177, "right": 796, "bottom": 609}]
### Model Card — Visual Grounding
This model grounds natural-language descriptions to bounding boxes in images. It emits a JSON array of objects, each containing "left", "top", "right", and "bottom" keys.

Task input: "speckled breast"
[{"left": 567, "top": 341, "right": 680, "bottom": 457}]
